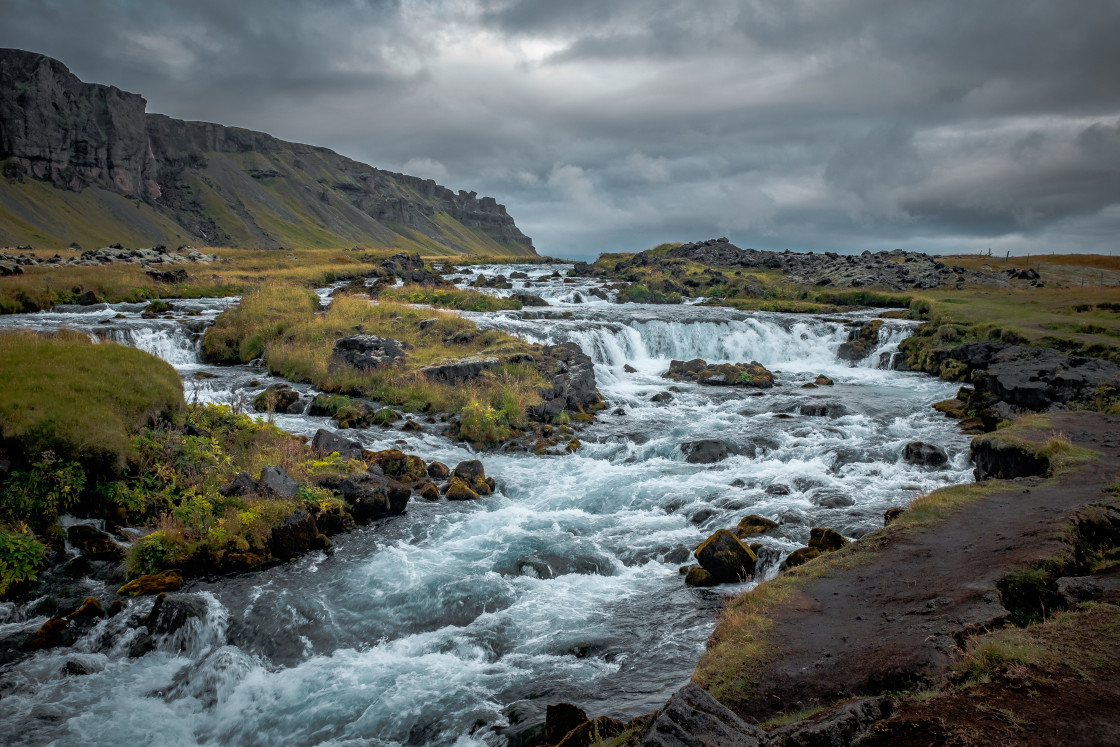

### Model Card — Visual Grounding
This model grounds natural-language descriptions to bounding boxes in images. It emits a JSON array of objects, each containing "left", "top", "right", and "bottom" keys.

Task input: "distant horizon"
[{"left": 1, "top": 1, "right": 1118, "bottom": 259}]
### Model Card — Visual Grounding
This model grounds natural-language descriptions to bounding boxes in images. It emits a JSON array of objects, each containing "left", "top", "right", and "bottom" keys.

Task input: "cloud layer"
[{"left": 2, "top": 0, "right": 1118, "bottom": 257}]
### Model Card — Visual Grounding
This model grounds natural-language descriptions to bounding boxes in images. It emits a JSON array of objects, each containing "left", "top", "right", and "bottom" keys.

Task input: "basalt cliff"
[{"left": 0, "top": 48, "right": 535, "bottom": 255}]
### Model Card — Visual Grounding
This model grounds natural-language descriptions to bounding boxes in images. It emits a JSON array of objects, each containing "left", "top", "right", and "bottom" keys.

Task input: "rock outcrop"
[
  {"left": 665, "top": 359, "right": 775, "bottom": 388},
  {"left": 0, "top": 48, "right": 535, "bottom": 253}
]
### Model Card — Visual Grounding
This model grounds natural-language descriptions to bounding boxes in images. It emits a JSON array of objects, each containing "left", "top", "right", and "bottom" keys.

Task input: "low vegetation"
[
  {"left": 203, "top": 283, "right": 544, "bottom": 426},
  {"left": 378, "top": 283, "right": 523, "bottom": 311}
]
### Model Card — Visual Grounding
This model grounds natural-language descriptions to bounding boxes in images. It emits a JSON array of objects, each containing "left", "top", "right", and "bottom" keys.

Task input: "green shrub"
[
  {"left": 0, "top": 452, "right": 87, "bottom": 529},
  {"left": 460, "top": 399, "right": 510, "bottom": 444},
  {"left": 0, "top": 527, "right": 47, "bottom": 596}
]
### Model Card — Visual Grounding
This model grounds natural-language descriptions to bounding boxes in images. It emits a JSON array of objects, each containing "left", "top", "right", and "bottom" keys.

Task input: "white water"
[{"left": 0, "top": 269, "right": 971, "bottom": 746}]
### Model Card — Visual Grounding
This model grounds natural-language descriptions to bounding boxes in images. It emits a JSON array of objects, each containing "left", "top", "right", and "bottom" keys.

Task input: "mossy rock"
[
  {"left": 808, "top": 527, "right": 847, "bottom": 552},
  {"left": 444, "top": 477, "right": 480, "bottom": 501},
  {"left": 426, "top": 461, "right": 450, "bottom": 479},
  {"left": 419, "top": 483, "right": 440, "bottom": 501},
  {"left": 117, "top": 569, "right": 184, "bottom": 597},
  {"left": 780, "top": 547, "right": 821, "bottom": 572},
  {"left": 883, "top": 507, "right": 903, "bottom": 526},
  {"left": 372, "top": 408, "right": 400, "bottom": 426},
  {"left": 369, "top": 450, "right": 427, "bottom": 483},
  {"left": 814, "top": 375, "right": 834, "bottom": 386},
  {"left": 736, "top": 514, "right": 779, "bottom": 537},
  {"left": 685, "top": 567, "right": 718, "bottom": 587},
  {"left": 567, "top": 438, "right": 581, "bottom": 452},
  {"left": 695, "top": 529, "right": 757, "bottom": 583}
]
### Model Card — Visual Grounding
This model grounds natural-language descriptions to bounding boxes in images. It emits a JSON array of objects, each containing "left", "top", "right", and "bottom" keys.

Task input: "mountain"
[{"left": 0, "top": 48, "right": 535, "bottom": 256}]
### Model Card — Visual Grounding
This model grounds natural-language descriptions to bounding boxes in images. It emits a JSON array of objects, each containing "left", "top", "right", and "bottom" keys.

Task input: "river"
[{"left": 0, "top": 264, "right": 971, "bottom": 746}]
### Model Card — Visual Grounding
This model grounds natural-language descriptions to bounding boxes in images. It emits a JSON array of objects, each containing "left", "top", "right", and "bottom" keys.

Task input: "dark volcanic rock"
[
  {"left": 253, "top": 384, "right": 300, "bottom": 413},
  {"left": 681, "top": 439, "right": 729, "bottom": 464},
  {"left": 527, "top": 342, "right": 599, "bottom": 420},
  {"left": 902, "top": 441, "right": 949, "bottom": 467},
  {"left": 331, "top": 335, "right": 407, "bottom": 371},
  {"left": 695, "top": 529, "right": 757, "bottom": 583},
  {"left": 258, "top": 465, "right": 300, "bottom": 499},
  {"left": 421, "top": 356, "right": 499, "bottom": 384},
  {"left": 219, "top": 471, "right": 257, "bottom": 497},
  {"left": 638, "top": 683, "right": 766, "bottom": 746},
  {"left": 767, "top": 696, "right": 894, "bottom": 747},
  {"left": 338, "top": 472, "right": 410, "bottom": 521},
  {"left": 269, "top": 510, "right": 322, "bottom": 559},
  {"left": 311, "top": 428, "right": 364, "bottom": 460},
  {"left": 970, "top": 437, "right": 1050, "bottom": 480}
]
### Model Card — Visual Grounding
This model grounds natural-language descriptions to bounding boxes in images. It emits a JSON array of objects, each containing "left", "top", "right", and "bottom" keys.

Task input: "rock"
[
  {"left": 331, "top": 334, "right": 406, "bottom": 371},
  {"left": 311, "top": 428, "right": 364, "bottom": 460},
  {"left": 765, "top": 483, "right": 791, "bottom": 496},
  {"left": 814, "top": 374, "right": 834, "bottom": 386},
  {"left": 809, "top": 527, "right": 847, "bottom": 552},
  {"left": 623, "top": 364, "right": 638, "bottom": 373},
  {"left": 310, "top": 503, "right": 355, "bottom": 535},
  {"left": 736, "top": 515, "right": 779, "bottom": 537},
  {"left": 269, "top": 509, "right": 321, "bottom": 560},
  {"left": 970, "top": 436, "right": 1050, "bottom": 480},
  {"left": 902, "top": 441, "right": 948, "bottom": 467},
  {"left": 338, "top": 472, "right": 410, "bottom": 521},
  {"left": 401, "top": 419, "right": 421, "bottom": 432},
  {"left": 544, "top": 703, "right": 589, "bottom": 746},
  {"left": 420, "top": 483, "right": 440, "bottom": 501},
  {"left": 798, "top": 403, "right": 849, "bottom": 418},
  {"left": 365, "top": 450, "right": 426, "bottom": 483},
  {"left": 426, "top": 461, "right": 450, "bottom": 479},
  {"left": 62, "top": 660, "right": 94, "bottom": 676},
  {"left": 64, "top": 597, "right": 106, "bottom": 627},
  {"left": 767, "top": 696, "right": 894, "bottom": 747},
  {"left": 67, "top": 525, "right": 122, "bottom": 560},
  {"left": 557, "top": 716, "right": 626, "bottom": 747},
  {"left": 811, "top": 491, "right": 855, "bottom": 509},
  {"left": 650, "top": 391, "right": 674, "bottom": 404},
  {"left": 128, "top": 632, "right": 155, "bottom": 658},
  {"left": 512, "top": 293, "right": 549, "bottom": 307},
  {"left": 219, "top": 471, "right": 257, "bottom": 497},
  {"left": 146, "top": 595, "right": 208, "bottom": 636},
  {"left": 445, "top": 477, "right": 481, "bottom": 501},
  {"left": 421, "top": 356, "right": 500, "bottom": 384},
  {"left": 527, "top": 342, "right": 599, "bottom": 421},
  {"left": 883, "top": 507, "right": 903, "bottom": 526},
  {"left": 695, "top": 529, "right": 757, "bottom": 583},
  {"left": 684, "top": 567, "right": 718, "bottom": 587},
  {"left": 779, "top": 547, "right": 821, "bottom": 571},
  {"left": 117, "top": 570, "right": 184, "bottom": 597},
  {"left": 665, "top": 358, "right": 774, "bottom": 388},
  {"left": 77, "top": 289, "right": 99, "bottom": 305},
  {"left": 681, "top": 439, "right": 728, "bottom": 464},
  {"left": 23, "top": 618, "right": 73, "bottom": 651},
  {"left": 252, "top": 384, "right": 300, "bottom": 413},
  {"left": 730, "top": 479, "right": 747, "bottom": 488},
  {"left": 452, "top": 460, "right": 490, "bottom": 493},
  {"left": 258, "top": 465, "right": 300, "bottom": 499},
  {"left": 638, "top": 683, "right": 766, "bottom": 747},
  {"left": 146, "top": 268, "right": 188, "bottom": 283}
]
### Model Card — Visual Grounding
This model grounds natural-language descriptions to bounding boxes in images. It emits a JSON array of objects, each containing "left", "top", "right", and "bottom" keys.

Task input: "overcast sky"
[{"left": 3, "top": 0, "right": 1119, "bottom": 258}]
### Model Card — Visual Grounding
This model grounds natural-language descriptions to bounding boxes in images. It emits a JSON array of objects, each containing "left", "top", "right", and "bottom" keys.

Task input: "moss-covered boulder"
[
  {"left": 368, "top": 450, "right": 427, "bottom": 484},
  {"left": 117, "top": 569, "right": 184, "bottom": 597},
  {"left": 544, "top": 703, "right": 589, "bottom": 746},
  {"left": 814, "top": 374, "right": 834, "bottom": 386},
  {"left": 780, "top": 547, "right": 821, "bottom": 572},
  {"left": 426, "top": 461, "right": 450, "bottom": 479},
  {"left": 22, "top": 617, "right": 73, "bottom": 651},
  {"left": 252, "top": 384, "right": 300, "bottom": 414},
  {"left": 419, "top": 483, "right": 440, "bottom": 501},
  {"left": 695, "top": 529, "right": 757, "bottom": 583},
  {"left": 736, "top": 514, "right": 779, "bottom": 538},
  {"left": 445, "top": 477, "right": 480, "bottom": 501},
  {"left": 883, "top": 507, "right": 903, "bottom": 526},
  {"left": 808, "top": 527, "right": 848, "bottom": 552},
  {"left": 837, "top": 320, "right": 883, "bottom": 361},
  {"left": 665, "top": 358, "right": 775, "bottom": 388},
  {"left": 452, "top": 460, "right": 493, "bottom": 495},
  {"left": 685, "top": 567, "right": 718, "bottom": 587}
]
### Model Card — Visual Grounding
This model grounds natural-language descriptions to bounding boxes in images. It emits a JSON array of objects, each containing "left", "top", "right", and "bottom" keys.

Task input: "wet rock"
[
  {"left": 765, "top": 483, "right": 791, "bottom": 496},
  {"left": 452, "top": 460, "right": 490, "bottom": 494},
  {"left": 814, "top": 374, "right": 834, "bottom": 386},
  {"left": 338, "top": 473, "right": 410, "bottom": 521},
  {"left": 544, "top": 703, "right": 589, "bottom": 746},
  {"left": 884, "top": 507, "right": 904, "bottom": 526},
  {"left": 809, "top": 527, "right": 848, "bottom": 552},
  {"left": 117, "top": 570, "right": 184, "bottom": 597},
  {"left": 650, "top": 391, "right": 674, "bottom": 404},
  {"left": 736, "top": 515, "right": 779, "bottom": 537},
  {"left": 421, "top": 356, "right": 500, "bottom": 384},
  {"left": 513, "top": 293, "right": 549, "bottom": 307},
  {"left": 681, "top": 439, "right": 728, "bottom": 464},
  {"left": 811, "top": 491, "right": 855, "bottom": 509},
  {"left": 798, "top": 402, "right": 849, "bottom": 418},
  {"left": 837, "top": 321, "right": 883, "bottom": 362},
  {"left": 401, "top": 419, "right": 421, "bottom": 432},
  {"left": 258, "top": 465, "right": 300, "bottom": 499},
  {"left": 767, "top": 696, "right": 895, "bottom": 747},
  {"left": 147, "top": 595, "right": 209, "bottom": 637},
  {"left": 252, "top": 384, "right": 300, "bottom": 413},
  {"left": 23, "top": 618, "right": 73, "bottom": 651},
  {"left": 310, "top": 504, "right": 355, "bottom": 535},
  {"left": 64, "top": 597, "right": 106, "bottom": 627},
  {"left": 902, "top": 441, "right": 948, "bottom": 467},
  {"left": 445, "top": 477, "right": 481, "bottom": 501},
  {"left": 684, "top": 567, "right": 718, "bottom": 587},
  {"left": 269, "top": 509, "right": 322, "bottom": 560},
  {"left": 690, "top": 508, "right": 717, "bottom": 524},
  {"left": 62, "top": 660, "right": 95, "bottom": 676},
  {"left": 332, "top": 334, "right": 406, "bottom": 371},
  {"left": 366, "top": 449, "right": 426, "bottom": 484},
  {"left": 219, "top": 471, "right": 257, "bottom": 497},
  {"left": 638, "top": 683, "right": 766, "bottom": 747},
  {"left": 426, "top": 461, "right": 450, "bottom": 479},
  {"left": 970, "top": 436, "right": 1049, "bottom": 480},
  {"left": 695, "top": 529, "right": 757, "bottom": 583},
  {"left": 67, "top": 525, "right": 122, "bottom": 560},
  {"left": 420, "top": 483, "right": 440, "bottom": 501},
  {"left": 623, "top": 364, "right": 638, "bottom": 373},
  {"left": 730, "top": 479, "right": 747, "bottom": 488},
  {"left": 666, "top": 358, "right": 774, "bottom": 388},
  {"left": 780, "top": 547, "right": 821, "bottom": 572},
  {"left": 128, "top": 632, "right": 154, "bottom": 658},
  {"left": 311, "top": 428, "right": 364, "bottom": 460},
  {"left": 528, "top": 342, "right": 599, "bottom": 421}
]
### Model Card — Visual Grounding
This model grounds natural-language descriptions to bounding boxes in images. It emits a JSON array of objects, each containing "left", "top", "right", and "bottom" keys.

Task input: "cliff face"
[{"left": 0, "top": 48, "right": 535, "bottom": 255}]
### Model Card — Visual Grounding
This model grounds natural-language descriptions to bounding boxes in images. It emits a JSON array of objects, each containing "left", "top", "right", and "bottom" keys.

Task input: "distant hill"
[{"left": 0, "top": 48, "right": 535, "bottom": 256}]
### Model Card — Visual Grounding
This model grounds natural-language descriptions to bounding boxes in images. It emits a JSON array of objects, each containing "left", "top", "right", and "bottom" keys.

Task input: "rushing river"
[{"left": 0, "top": 265, "right": 971, "bottom": 746}]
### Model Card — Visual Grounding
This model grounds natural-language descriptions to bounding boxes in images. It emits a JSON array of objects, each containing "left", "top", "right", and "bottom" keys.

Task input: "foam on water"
[{"left": 0, "top": 267, "right": 974, "bottom": 745}]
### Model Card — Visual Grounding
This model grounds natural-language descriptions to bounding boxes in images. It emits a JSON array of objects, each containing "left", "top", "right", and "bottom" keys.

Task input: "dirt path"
[{"left": 728, "top": 412, "right": 1120, "bottom": 726}]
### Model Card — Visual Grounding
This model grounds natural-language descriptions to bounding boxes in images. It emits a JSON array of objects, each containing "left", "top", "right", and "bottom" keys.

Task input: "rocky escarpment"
[{"left": 0, "top": 48, "right": 534, "bottom": 254}]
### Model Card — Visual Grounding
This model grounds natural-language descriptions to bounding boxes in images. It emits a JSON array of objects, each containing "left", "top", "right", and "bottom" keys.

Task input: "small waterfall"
[
  {"left": 98, "top": 325, "right": 201, "bottom": 366},
  {"left": 860, "top": 324, "right": 913, "bottom": 370}
]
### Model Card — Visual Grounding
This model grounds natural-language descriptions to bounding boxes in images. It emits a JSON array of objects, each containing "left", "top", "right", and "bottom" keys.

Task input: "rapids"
[{"left": 0, "top": 265, "right": 971, "bottom": 746}]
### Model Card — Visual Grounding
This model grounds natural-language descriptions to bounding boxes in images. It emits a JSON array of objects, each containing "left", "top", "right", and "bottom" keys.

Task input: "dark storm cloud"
[{"left": 1, "top": 0, "right": 1118, "bottom": 256}]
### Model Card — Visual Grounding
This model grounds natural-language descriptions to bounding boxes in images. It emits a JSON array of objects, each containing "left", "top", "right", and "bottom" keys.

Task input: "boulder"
[
  {"left": 512, "top": 293, "right": 549, "bottom": 307},
  {"left": 117, "top": 569, "right": 184, "bottom": 597},
  {"left": 650, "top": 391, "right": 674, "bottom": 404},
  {"left": 421, "top": 356, "right": 500, "bottom": 384},
  {"left": 681, "top": 439, "right": 728, "bottom": 464},
  {"left": 338, "top": 472, "right": 410, "bottom": 521},
  {"left": 544, "top": 703, "right": 589, "bottom": 746},
  {"left": 23, "top": 618, "right": 73, "bottom": 651},
  {"left": 814, "top": 374, "right": 834, "bottom": 386},
  {"left": 902, "top": 441, "right": 948, "bottom": 467},
  {"left": 258, "top": 465, "right": 300, "bottom": 499},
  {"left": 809, "top": 527, "right": 847, "bottom": 552},
  {"left": 695, "top": 529, "right": 757, "bottom": 583},
  {"left": 527, "top": 342, "right": 599, "bottom": 421},
  {"left": 67, "top": 525, "right": 122, "bottom": 560},
  {"left": 638, "top": 683, "right": 766, "bottom": 747},
  {"left": 310, "top": 504, "right": 355, "bottom": 535},
  {"left": 779, "top": 547, "right": 821, "bottom": 572},
  {"left": 426, "top": 461, "right": 450, "bottom": 479},
  {"left": 767, "top": 696, "right": 895, "bottom": 747},
  {"left": 146, "top": 595, "right": 208, "bottom": 637},
  {"left": 64, "top": 597, "right": 106, "bottom": 627},
  {"left": 368, "top": 450, "right": 427, "bottom": 484},
  {"left": 684, "top": 567, "right": 718, "bottom": 587},
  {"left": 219, "top": 471, "right": 257, "bottom": 497},
  {"left": 419, "top": 483, "right": 441, "bottom": 501},
  {"left": 970, "top": 437, "right": 1049, "bottom": 480},
  {"left": 736, "top": 515, "right": 779, "bottom": 537},
  {"left": 331, "top": 334, "right": 406, "bottom": 371},
  {"left": 452, "top": 460, "right": 490, "bottom": 493},
  {"left": 623, "top": 364, "right": 638, "bottom": 373},
  {"left": 765, "top": 483, "right": 791, "bottom": 496},
  {"left": 666, "top": 359, "right": 774, "bottom": 388},
  {"left": 883, "top": 507, "right": 903, "bottom": 526},
  {"left": 269, "top": 510, "right": 323, "bottom": 560},
  {"left": 445, "top": 477, "right": 481, "bottom": 501},
  {"left": 311, "top": 428, "right": 364, "bottom": 460},
  {"left": 252, "top": 384, "right": 300, "bottom": 413}
]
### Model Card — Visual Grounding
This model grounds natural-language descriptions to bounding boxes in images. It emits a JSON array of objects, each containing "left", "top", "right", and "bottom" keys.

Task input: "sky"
[{"left": 2, "top": 0, "right": 1119, "bottom": 259}]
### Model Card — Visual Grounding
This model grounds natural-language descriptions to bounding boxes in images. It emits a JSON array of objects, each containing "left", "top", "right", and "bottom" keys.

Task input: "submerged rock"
[
  {"left": 736, "top": 514, "right": 779, "bottom": 537},
  {"left": 902, "top": 441, "right": 948, "bottom": 467},
  {"left": 680, "top": 439, "right": 728, "bottom": 464}
]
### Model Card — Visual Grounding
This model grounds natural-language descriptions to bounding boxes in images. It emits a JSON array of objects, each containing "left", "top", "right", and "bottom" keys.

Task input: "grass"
[
  {"left": 202, "top": 283, "right": 544, "bottom": 427},
  {"left": 0, "top": 330, "right": 185, "bottom": 474},
  {"left": 378, "top": 283, "right": 523, "bottom": 311}
]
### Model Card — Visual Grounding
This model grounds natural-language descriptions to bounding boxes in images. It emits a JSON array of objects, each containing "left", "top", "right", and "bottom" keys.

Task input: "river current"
[{"left": 0, "top": 264, "right": 971, "bottom": 746}]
